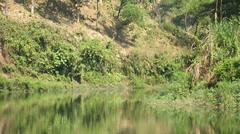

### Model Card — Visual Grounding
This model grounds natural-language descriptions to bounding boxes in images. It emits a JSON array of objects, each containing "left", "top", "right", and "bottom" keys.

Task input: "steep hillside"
[{"left": 2, "top": 0, "right": 185, "bottom": 57}]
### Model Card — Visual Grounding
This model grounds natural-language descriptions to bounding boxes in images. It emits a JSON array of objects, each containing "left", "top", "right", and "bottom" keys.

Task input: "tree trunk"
[
  {"left": 96, "top": 0, "right": 100, "bottom": 30},
  {"left": 31, "top": 0, "right": 35, "bottom": 15},
  {"left": 220, "top": 0, "right": 223, "bottom": 21},
  {"left": 4, "top": 0, "right": 7, "bottom": 16},
  {"left": 194, "top": 21, "right": 199, "bottom": 36},
  {"left": 0, "top": 2, "right": 4, "bottom": 14},
  {"left": 76, "top": 4, "right": 80, "bottom": 23},
  {"left": 185, "top": 13, "right": 188, "bottom": 31},
  {"left": 77, "top": 13, "right": 80, "bottom": 23},
  {"left": 117, "top": 1, "right": 123, "bottom": 19},
  {"left": 117, "top": 6, "right": 122, "bottom": 19},
  {"left": 215, "top": 0, "right": 219, "bottom": 23}
]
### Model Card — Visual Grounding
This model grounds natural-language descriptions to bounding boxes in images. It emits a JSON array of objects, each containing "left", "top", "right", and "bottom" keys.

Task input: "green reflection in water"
[{"left": 0, "top": 92, "right": 239, "bottom": 134}]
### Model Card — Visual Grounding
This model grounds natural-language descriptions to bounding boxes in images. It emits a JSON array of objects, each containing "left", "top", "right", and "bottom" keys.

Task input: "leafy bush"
[
  {"left": 123, "top": 53, "right": 178, "bottom": 80},
  {"left": 36, "top": 42, "right": 77, "bottom": 74},
  {"left": 129, "top": 76, "right": 146, "bottom": 89},
  {"left": 0, "top": 75, "right": 73, "bottom": 92},
  {"left": 83, "top": 72, "right": 124, "bottom": 84},
  {"left": 120, "top": 4, "right": 146, "bottom": 27},
  {"left": 160, "top": 0, "right": 177, "bottom": 6},
  {"left": 79, "top": 40, "right": 119, "bottom": 74},
  {"left": 213, "top": 81, "right": 240, "bottom": 109},
  {"left": 0, "top": 18, "right": 80, "bottom": 81},
  {"left": 212, "top": 17, "right": 240, "bottom": 61},
  {"left": 0, "top": 16, "right": 126, "bottom": 84},
  {"left": 178, "top": 53, "right": 196, "bottom": 68},
  {"left": 2, "top": 64, "right": 16, "bottom": 74},
  {"left": 214, "top": 56, "right": 240, "bottom": 81},
  {"left": 122, "top": 53, "right": 151, "bottom": 76},
  {"left": 151, "top": 54, "right": 177, "bottom": 79},
  {"left": 161, "top": 22, "right": 201, "bottom": 48}
]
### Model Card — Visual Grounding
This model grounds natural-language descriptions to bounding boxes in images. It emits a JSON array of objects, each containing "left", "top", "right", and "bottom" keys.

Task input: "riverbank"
[{"left": 1, "top": 73, "right": 240, "bottom": 111}]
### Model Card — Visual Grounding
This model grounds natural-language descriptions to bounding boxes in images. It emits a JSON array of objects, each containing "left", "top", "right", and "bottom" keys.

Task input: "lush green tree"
[
  {"left": 120, "top": 4, "right": 145, "bottom": 26},
  {"left": 117, "top": 0, "right": 136, "bottom": 19}
]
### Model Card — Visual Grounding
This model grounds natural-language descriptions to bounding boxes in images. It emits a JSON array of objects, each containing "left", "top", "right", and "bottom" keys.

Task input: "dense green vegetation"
[{"left": 0, "top": 0, "right": 239, "bottom": 110}]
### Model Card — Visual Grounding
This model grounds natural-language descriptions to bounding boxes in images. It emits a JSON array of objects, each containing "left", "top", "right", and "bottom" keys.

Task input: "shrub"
[
  {"left": 214, "top": 81, "right": 240, "bottom": 109},
  {"left": 123, "top": 53, "right": 179, "bottom": 80},
  {"left": 212, "top": 17, "right": 240, "bottom": 61},
  {"left": 178, "top": 53, "right": 196, "bottom": 68},
  {"left": 129, "top": 76, "right": 146, "bottom": 89},
  {"left": 79, "top": 40, "right": 119, "bottom": 74},
  {"left": 83, "top": 72, "right": 124, "bottom": 84},
  {"left": 0, "top": 75, "right": 7, "bottom": 89},
  {"left": 2, "top": 64, "right": 16, "bottom": 74},
  {"left": 122, "top": 53, "right": 151, "bottom": 76},
  {"left": 0, "top": 18, "right": 83, "bottom": 81},
  {"left": 36, "top": 42, "right": 77, "bottom": 74},
  {"left": 214, "top": 56, "right": 240, "bottom": 81},
  {"left": 0, "top": 75, "right": 72, "bottom": 92},
  {"left": 151, "top": 54, "right": 177, "bottom": 79},
  {"left": 120, "top": 4, "right": 146, "bottom": 27}
]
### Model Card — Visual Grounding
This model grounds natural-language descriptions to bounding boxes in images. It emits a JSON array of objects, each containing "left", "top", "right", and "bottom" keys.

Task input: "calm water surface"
[{"left": 0, "top": 92, "right": 239, "bottom": 134}]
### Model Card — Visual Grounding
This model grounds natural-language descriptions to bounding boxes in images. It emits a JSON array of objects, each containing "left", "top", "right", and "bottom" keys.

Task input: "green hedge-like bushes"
[
  {"left": 120, "top": 4, "right": 146, "bottom": 26},
  {"left": 214, "top": 56, "right": 240, "bottom": 81},
  {"left": 0, "top": 16, "right": 121, "bottom": 83},
  {"left": 123, "top": 53, "right": 178, "bottom": 80},
  {"left": 79, "top": 40, "right": 119, "bottom": 74}
]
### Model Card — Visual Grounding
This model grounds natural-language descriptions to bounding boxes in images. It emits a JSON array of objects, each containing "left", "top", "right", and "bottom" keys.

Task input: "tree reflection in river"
[{"left": 0, "top": 92, "right": 239, "bottom": 134}]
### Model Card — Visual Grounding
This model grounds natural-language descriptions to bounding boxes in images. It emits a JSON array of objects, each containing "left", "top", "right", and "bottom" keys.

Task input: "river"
[{"left": 0, "top": 92, "right": 239, "bottom": 134}]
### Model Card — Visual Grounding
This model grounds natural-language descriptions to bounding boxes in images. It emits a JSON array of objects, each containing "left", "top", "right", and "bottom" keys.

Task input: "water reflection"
[{"left": 0, "top": 93, "right": 239, "bottom": 134}]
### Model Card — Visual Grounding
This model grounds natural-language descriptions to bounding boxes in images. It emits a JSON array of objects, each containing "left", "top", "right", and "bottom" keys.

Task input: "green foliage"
[
  {"left": 2, "top": 64, "right": 16, "bottom": 74},
  {"left": 123, "top": 53, "right": 178, "bottom": 80},
  {"left": 155, "top": 81, "right": 190, "bottom": 100},
  {"left": 79, "top": 40, "right": 119, "bottom": 74},
  {"left": 120, "top": 4, "right": 146, "bottom": 26},
  {"left": 214, "top": 56, "right": 240, "bottom": 81},
  {"left": 190, "top": 81, "right": 214, "bottom": 106},
  {"left": 151, "top": 54, "right": 177, "bottom": 79},
  {"left": 207, "top": 17, "right": 240, "bottom": 82},
  {"left": 122, "top": 53, "right": 151, "bottom": 76},
  {"left": 33, "top": 42, "right": 75, "bottom": 75},
  {"left": 0, "top": 18, "right": 77, "bottom": 77},
  {"left": 212, "top": 17, "right": 240, "bottom": 60},
  {"left": 160, "top": 0, "right": 177, "bottom": 6},
  {"left": 129, "top": 76, "right": 146, "bottom": 89},
  {"left": 178, "top": 53, "right": 196, "bottom": 68},
  {"left": 0, "top": 17, "right": 122, "bottom": 83},
  {"left": 179, "top": 0, "right": 213, "bottom": 14},
  {"left": 0, "top": 0, "right": 239, "bottom": 110},
  {"left": 82, "top": 72, "right": 124, "bottom": 84},
  {"left": 161, "top": 22, "right": 201, "bottom": 47},
  {"left": 213, "top": 81, "right": 240, "bottom": 109},
  {"left": 0, "top": 75, "right": 72, "bottom": 92}
]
